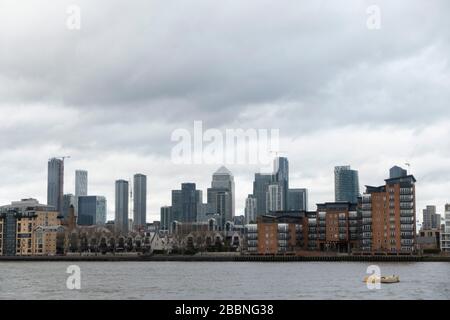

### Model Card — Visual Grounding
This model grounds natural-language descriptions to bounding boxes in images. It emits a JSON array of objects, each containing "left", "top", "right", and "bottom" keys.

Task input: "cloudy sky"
[{"left": 1, "top": 0, "right": 449, "bottom": 224}]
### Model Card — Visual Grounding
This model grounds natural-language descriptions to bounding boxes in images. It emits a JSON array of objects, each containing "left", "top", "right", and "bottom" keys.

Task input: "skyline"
[
  {"left": 0, "top": 156, "right": 446, "bottom": 225},
  {"left": 1, "top": 0, "right": 450, "bottom": 222}
]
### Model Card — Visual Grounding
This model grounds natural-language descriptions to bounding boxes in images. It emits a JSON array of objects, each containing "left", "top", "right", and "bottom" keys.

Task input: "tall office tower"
[
  {"left": 253, "top": 173, "right": 273, "bottom": 217},
  {"left": 440, "top": 204, "right": 450, "bottom": 252},
  {"left": 207, "top": 166, "right": 235, "bottom": 227},
  {"left": 288, "top": 189, "right": 308, "bottom": 211},
  {"left": 245, "top": 195, "right": 257, "bottom": 224},
  {"left": 334, "top": 165, "right": 360, "bottom": 204},
  {"left": 273, "top": 157, "right": 289, "bottom": 210},
  {"left": 75, "top": 170, "right": 88, "bottom": 197},
  {"left": 361, "top": 166, "right": 416, "bottom": 253},
  {"left": 62, "top": 194, "right": 75, "bottom": 220},
  {"left": 160, "top": 206, "right": 172, "bottom": 232},
  {"left": 266, "top": 183, "right": 284, "bottom": 213},
  {"left": 78, "top": 196, "right": 107, "bottom": 225},
  {"left": 171, "top": 190, "right": 182, "bottom": 222},
  {"left": 47, "top": 158, "right": 64, "bottom": 213},
  {"left": 422, "top": 205, "right": 441, "bottom": 230},
  {"left": 181, "top": 183, "right": 198, "bottom": 223},
  {"left": 75, "top": 170, "right": 88, "bottom": 214},
  {"left": 133, "top": 174, "right": 147, "bottom": 230},
  {"left": 115, "top": 180, "right": 129, "bottom": 235}
]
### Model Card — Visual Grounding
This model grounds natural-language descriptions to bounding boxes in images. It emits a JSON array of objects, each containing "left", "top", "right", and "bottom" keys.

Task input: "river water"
[{"left": 0, "top": 261, "right": 448, "bottom": 300}]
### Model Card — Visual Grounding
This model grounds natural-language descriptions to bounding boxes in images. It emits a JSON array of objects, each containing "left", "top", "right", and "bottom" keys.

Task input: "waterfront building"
[
  {"left": 315, "top": 202, "right": 360, "bottom": 253},
  {"left": 47, "top": 158, "right": 64, "bottom": 213},
  {"left": 334, "top": 166, "right": 360, "bottom": 204},
  {"left": 0, "top": 199, "right": 61, "bottom": 256},
  {"left": 115, "top": 180, "right": 129, "bottom": 235},
  {"left": 253, "top": 215, "right": 304, "bottom": 255},
  {"left": 78, "top": 196, "right": 107, "bottom": 226},
  {"left": 133, "top": 173, "right": 147, "bottom": 230},
  {"left": 417, "top": 229, "right": 441, "bottom": 252},
  {"left": 441, "top": 204, "right": 450, "bottom": 253},
  {"left": 361, "top": 166, "right": 416, "bottom": 253}
]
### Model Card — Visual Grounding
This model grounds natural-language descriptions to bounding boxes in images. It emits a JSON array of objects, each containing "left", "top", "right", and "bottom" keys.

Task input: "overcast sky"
[{"left": 1, "top": 0, "right": 449, "bottom": 224}]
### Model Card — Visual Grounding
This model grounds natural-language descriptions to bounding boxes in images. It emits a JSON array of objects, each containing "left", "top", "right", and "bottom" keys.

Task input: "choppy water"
[{"left": 0, "top": 261, "right": 448, "bottom": 300}]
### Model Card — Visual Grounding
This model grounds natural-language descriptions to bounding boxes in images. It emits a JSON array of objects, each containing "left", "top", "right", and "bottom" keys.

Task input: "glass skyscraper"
[
  {"left": 78, "top": 195, "right": 107, "bottom": 225},
  {"left": 47, "top": 158, "right": 64, "bottom": 213},
  {"left": 334, "top": 166, "right": 360, "bottom": 204},
  {"left": 133, "top": 173, "right": 147, "bottom": 230},
  {"left": 115, "top": 180, "right": 129, "bottom": 234}
]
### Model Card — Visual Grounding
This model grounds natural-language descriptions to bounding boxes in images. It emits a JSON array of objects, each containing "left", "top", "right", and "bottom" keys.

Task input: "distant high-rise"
[
  {"left": 115, "top": 180, "right": 129, "bottom": 234},
  {"left": 75, "top": 170, "right": 88, "bottom": 197},
  {"left": 75, "top": 170, "right": 88, "bottom": 214},
  {"left": 273, "top": 157, "right": 289, "bottom": 210},
  {"left": 253, "top": 173, "right": 272, "bottom": 217},
  {"left": 245, "top": 195, "right": 257, "bottom": 224},
  {"left": 422, "top": 205, "right": 441, "bottom": 230},
  {"left": 133, "top": 174, "right": 147, "bottom": 230},
  {"left": 207, "top": 166, "right": 235, "bottom": 227},
  {"left": 78, "top": 196, "right": 107, "bottom": 225},
  {"left": 47, "top": 158, "right": 64, "bottom": 212},
  {"left": 334, "top": 166, "right": 360, "bottom": 204},
  {"left": 160, "top": 206, "right": 172, "bottom": 232},
  {"left": 288, "top": 189, "right": 308, "bottom": 211},
  {"left": 181, "top": 183, "right": 198, "bottom": 223},
  {"left": 266, "top": 183, "right": 284, "bottom": 213}
]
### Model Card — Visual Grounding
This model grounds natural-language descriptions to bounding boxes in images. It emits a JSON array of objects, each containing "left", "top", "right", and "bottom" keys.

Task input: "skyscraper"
[
  {"left": 115, "top": 180, "right": 129, "bottom": 234},
  {"left": 253, "top": 173, "right": 272, "bottom": 217},
  {"left": 181, "top": 183, "right": 198, "bottom": 223},
  {"left": 75, "top": 170, "right": 88, "bottom": 198},
  {"left": 207, "top": 166, "right": 235, "bottom": 227},
  {"left": 47, "top": 158, "right": 64, "bottom": 213},
  {"left": 266, "top": 183, "right": 284, "bottom": 213},
  {"left": 78, "top": 196, "right": 107, "bottom": 225},
  {"left": 273, "top": 157, "right": 289, "bottom": 210},
  {"left": 75, "top": 170, "right": 88, "bottom": 214},
  {"left": 334, "top": 165, "right": 360, "bottom": 204},
  {"left": 160, "top": 206, "right": 172, "bottom": 232},
  {"left": 288, "top": 189, "right": 308, "bottom": 211},
  {"left": 133, "top": 173, "right": 147, "bottom": 230},
  {"left": 245, "top": 195, "right": 257, "bottom": 224}
]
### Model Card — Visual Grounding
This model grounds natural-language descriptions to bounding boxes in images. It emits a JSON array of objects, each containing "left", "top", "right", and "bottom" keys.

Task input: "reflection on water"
[{"left": 0, "top": 261, "right": 449, "bottom": 300}]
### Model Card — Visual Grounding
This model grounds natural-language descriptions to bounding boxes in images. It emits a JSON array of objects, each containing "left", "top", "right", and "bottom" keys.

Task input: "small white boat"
[{"left": 364, "top": 275, "right": 400, "bottom": 284}]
